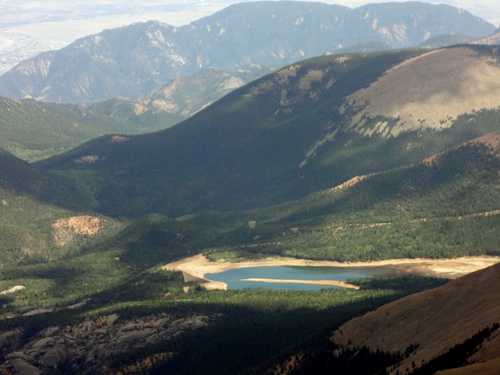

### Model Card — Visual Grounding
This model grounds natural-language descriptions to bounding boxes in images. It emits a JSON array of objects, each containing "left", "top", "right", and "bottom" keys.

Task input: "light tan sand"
[
  {"left": 164, "top": 254, "right": 500, "bottom": 290},
  {"left": 242, "top": 278, "right": 360, "bottom": 289}
]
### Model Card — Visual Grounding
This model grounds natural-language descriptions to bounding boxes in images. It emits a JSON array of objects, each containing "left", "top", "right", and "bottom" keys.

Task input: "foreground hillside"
[
  {"left": 38, "top": 45, "right": 500, "bottom": 219},
  {"left": 262, "top": 262, "right": 500, "bottom": 375},
  {"left": 0, "top": 1, "right": 494, "bottom": 103}
]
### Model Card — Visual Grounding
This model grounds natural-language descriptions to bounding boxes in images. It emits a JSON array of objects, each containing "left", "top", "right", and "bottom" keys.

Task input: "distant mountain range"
[{"left": 0, "top": 1, "right": 495, "bottom": 103}]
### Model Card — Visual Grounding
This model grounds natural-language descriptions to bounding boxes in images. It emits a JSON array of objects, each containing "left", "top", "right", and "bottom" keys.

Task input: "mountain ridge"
[
  {"left": 36, "top": 46, "right": 500, "bottom": 219},
  {"left": 0, "top": 1, "right": 495, "bottom": 103}
]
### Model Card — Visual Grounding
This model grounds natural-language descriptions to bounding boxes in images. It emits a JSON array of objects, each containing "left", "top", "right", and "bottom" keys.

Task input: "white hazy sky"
[
  {"left": 1, "top": 0, "right": 499, "bottom": 45},
  {"left": 311, "top": 1, "right": 500, "bottom": 27}
]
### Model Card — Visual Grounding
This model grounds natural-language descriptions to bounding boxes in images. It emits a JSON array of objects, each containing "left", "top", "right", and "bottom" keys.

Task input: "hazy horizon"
[{"left": 0, "top": 0, "right": 498, "bottom": 75}]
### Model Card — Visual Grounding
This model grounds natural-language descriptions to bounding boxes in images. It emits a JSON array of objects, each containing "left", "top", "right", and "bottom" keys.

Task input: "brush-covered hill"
[
  {"left": 4, "top": 107, "right": 500, "bottom": 374},
  {"left": 38, "top": 45, "right": 500, "bottom": 218},
  {"left": 0, "top": 1, "right": 494, "bottom": 103},
  {"left": 189, "top": 132, "right": 500, "bottom": 263},
  {"left": 0, "top": 96, "right": 137, "bottom": 161}
]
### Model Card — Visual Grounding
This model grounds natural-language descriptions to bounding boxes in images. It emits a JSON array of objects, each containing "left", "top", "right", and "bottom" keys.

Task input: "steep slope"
[
  {"left": 192, "top": 133, "right": 500, "bottom": 263},
  {"left": 0, "top": 2, "right": 494, "bottom": 103},
  {"left": 331, "top": 262, "right": 500, "bottom": 374},
  {"left": 37, "top": 46, "right": 500, "bottom": 219},
  {"left": 260, "top": 263, "right": 500, "bottom": 375},
  {"left": 0, "top": 148, "right": 123, "bottom": 266}
]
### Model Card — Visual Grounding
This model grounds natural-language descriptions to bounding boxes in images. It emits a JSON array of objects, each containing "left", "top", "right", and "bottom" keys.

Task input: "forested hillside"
[{"left": 37, "top": 46, "right": 500, "bottom": 219}]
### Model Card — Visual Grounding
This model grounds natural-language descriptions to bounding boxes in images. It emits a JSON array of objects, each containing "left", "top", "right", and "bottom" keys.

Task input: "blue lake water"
[{"left": 205, "top": 266, "right": 394, "bottom": 290}]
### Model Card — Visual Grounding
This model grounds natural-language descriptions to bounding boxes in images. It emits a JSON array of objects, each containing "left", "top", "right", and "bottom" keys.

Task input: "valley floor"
[{"left": 164, "top": 254, "right": 500, "bottom": 290}]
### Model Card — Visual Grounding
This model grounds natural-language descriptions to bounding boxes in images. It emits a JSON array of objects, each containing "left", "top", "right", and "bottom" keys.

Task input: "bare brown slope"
[
  {"left": 436, "top": 357, "right": 500, "bottom": 375},
  {"left": 343, "top": 47, "right": 500, "bottom": 135},
  {"left": 424, "top": 132, "right": 500, "bottom": 164},
  {"left": 332, "top": 262, "right": 500, "bottom": 374}
]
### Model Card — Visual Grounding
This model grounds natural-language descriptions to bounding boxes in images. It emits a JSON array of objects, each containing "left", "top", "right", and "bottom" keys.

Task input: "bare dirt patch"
[
  {"left": 133, "top": 103, "right": 148, "bottom": 115},
  {"left": 343, "top": 47, "right": 500, "bottom": 135},
  {"left": 52, "top": 216, "right": 100, "bottom": 246},
  {"left": 110, "top": 135, "right": 130, "bottom": 143},
  {"left": 470, "top": 132, "right": 500, "bottom": 155},
  {"left": 298, "top": 69, "right": 324, "bottom": 91},
  {"left": 0, "top": 285, "right": 25, "bottom": 295},
  {"left": 330, "top": 174, "right": 370, "bottom": 192},
  {"left": 75, "top": 155, "right": 99, "bottom": 164},
  {"left": 436, "top": 357, "right": 500, "bottom": 375}
]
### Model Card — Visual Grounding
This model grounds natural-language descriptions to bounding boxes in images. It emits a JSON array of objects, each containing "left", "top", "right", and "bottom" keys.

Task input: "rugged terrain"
[
  {"left": 0, "top": 65, "right": 277, "bottom": 161},
  {"left": 0, "top": 313, "right": 218, "bottom": 375},
  {"left": 1, "top": 12, "right": 500, "bottom": 374},
  {"left": 36, "top": 45, "right": 500, "bottom": 219},
  {"left": 0, "top": 1, "right": 494, "bottom": 103}
]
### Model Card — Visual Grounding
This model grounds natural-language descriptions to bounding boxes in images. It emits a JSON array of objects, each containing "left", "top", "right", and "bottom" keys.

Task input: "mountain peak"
[
  {"left": 344, "top": 46, "right": 500, "bottom": 136},
  {"left": 0, "top": 2, "right": 495, "bottom": 103}
]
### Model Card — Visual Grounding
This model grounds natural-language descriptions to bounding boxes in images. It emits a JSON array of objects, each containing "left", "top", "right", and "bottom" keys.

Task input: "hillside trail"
[{"left": 328, "top": 209, "right": 500, "bottom": 230}]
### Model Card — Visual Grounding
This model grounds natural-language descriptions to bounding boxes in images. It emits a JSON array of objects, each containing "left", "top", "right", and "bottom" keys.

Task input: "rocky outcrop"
[{"left": 0, "top": 313, "right": 220, "bottom": 375}]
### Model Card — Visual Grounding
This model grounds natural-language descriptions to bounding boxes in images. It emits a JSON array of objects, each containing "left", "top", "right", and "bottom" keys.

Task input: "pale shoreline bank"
[
  {"left": 163, "top": 254, "right": 500, "bottom": 290},
  {"left": 242, "top": 278, "right": 360, "bottom": 289}
]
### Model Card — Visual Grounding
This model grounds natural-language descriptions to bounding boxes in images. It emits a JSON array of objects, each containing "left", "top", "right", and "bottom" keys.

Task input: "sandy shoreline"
[
  {"left": 163, "top": 254, "right": 500, "bottom": 290},
  {"left": 242, "top": 278, "right": 360, "bottom": 289}
]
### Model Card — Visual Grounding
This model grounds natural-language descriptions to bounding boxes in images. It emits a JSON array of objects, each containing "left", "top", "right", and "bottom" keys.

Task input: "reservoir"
[{"left": 205, "top": 266, "right": 395, "bottom": 290}]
